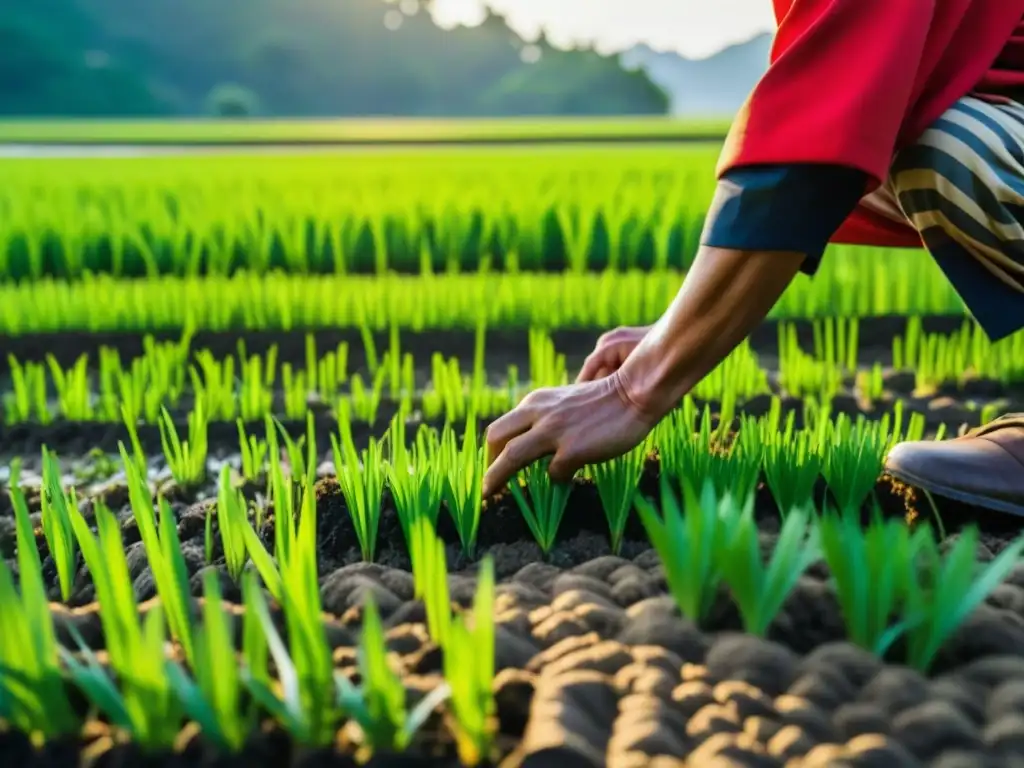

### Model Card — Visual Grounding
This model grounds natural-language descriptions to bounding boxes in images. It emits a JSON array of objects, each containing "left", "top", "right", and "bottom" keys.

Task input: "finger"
[
  {"left": 548, "top": 447, "right": 582, "bottom": 484},
  {"left": 575, "top": 351, "right": 610, "bottom": 383},
  {"left": 482, "top": 430, "right": 554, "bottom": 498},
  {"left": 484, "top": 404, "right": 535, "bottom": 466}
]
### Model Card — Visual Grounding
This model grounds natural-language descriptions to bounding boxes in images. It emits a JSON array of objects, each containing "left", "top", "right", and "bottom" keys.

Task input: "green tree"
[{"left": 0, "top": 0, "right": 669, "bottom": 118}]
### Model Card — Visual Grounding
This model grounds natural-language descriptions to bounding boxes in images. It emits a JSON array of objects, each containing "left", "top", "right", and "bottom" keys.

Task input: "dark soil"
[
  {"left": 3, "top": 317, "right": 1021, "bottom": 466},
  {"left": 5, "top": 461, "right": 1024, "bottom": 766},
  {"left": 4, "top": 316, "right": 1024, "bottom": 765},
  {"left": 3, "top": 385, "right": 1020, "bottom": 464},
  {"left": 0, "top": 316, "right": 976, "bottom": 376},
  {"left": 0, "top": 725, "right": 465, "bottom": 768}
]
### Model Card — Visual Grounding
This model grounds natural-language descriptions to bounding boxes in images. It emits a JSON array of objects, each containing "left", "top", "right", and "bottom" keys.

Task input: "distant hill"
[
  {"left": 621, "top": 33, "right": 772, "bottom": 117},
  {"left": 0, "top": 1, "right": 669, "bottom": 118}
]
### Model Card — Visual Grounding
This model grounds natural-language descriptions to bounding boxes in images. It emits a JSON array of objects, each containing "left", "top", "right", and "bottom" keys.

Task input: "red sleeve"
[{"left": 717, "top": 0, "right": 936, "bottom": 188}]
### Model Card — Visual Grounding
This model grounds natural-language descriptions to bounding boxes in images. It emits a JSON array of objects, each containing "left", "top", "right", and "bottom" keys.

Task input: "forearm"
[{"left": 618, "top": 246, "right": 805, "bottom": 421}]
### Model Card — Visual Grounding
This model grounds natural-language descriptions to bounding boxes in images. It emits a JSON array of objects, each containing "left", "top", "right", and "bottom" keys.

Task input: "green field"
[
  {"left": 1, "top": 146, "right": 930, "bottom": 285},
  {"left": 2, "top": 132, "right": 1023, "bottom": 766},
  {"left": 0, "top": 116, "right": 733, "bottom": 144},
  {"left": 1, "top": 146, "right": 718, "bottom": 279}
]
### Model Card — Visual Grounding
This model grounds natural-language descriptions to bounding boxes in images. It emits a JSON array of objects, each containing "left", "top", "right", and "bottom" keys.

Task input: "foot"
[{"left": 884, "top": 414, "right": 1024, "bottom": 516}]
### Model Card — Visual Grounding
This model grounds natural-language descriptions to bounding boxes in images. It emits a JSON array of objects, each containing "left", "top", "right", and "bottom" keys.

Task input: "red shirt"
[{"left": 717, "top": 1, "right": 1024, "bottom": 248}]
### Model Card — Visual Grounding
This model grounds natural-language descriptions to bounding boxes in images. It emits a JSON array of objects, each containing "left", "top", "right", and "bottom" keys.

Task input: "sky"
[{"left": 429, "top": 0, "right": 776, "bottom": 60}]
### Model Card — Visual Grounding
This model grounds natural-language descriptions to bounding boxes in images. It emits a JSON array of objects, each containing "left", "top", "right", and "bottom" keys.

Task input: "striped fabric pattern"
[{"left": 874, "top": 95, "right": 1024, "bottom": 340}]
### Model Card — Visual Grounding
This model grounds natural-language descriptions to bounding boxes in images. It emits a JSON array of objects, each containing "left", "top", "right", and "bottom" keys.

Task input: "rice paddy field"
[{"left": 3, "top": 135, "right": 1024, "bottom": 768}]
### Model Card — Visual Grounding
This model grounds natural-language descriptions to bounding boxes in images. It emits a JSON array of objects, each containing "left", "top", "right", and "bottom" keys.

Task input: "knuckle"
[{"left": 519, "top": 390, "right": 541, "bottom": 407}]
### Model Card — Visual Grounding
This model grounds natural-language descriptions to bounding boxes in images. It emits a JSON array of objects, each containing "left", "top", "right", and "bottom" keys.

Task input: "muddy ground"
[
  {"left": 3, "top": 316, "right": 1024, "bottom": 765},
  {"left": 0, "top": 316, "right": 975, "bottom": 375},
  {"left": 3, "top": 456, "right": 1024, "bottom": 766},
  {"left": 1, "top": 316, "right": 1020, "bottom": 461}
]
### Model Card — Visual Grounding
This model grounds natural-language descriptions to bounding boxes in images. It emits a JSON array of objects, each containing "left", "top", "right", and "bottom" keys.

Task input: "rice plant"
[
  {"left": 589, "top": 440, "right": 649, "bottom": 554},
  {"left": 633, "top": 475, "right": 731, "bottom": 625},
  {"left": 720, "top": 499, "right": 820, "bottom": 636},
  {"left": 0, "top": 481, "right": 79, "bottom": 739},
  {"left": 332, "top": 423, "right": 386, "bottom": 563},
  {"left": 506, "top": 457, "right": 573, "bottom": 555},
  {"left": 440, "top": 419, "right": 485, "bottom": 559}
]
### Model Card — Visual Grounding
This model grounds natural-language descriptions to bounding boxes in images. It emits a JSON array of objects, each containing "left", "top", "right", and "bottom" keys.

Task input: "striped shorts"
[{"left": 862, "top": 95, "right": 1024, "bottom": 340}]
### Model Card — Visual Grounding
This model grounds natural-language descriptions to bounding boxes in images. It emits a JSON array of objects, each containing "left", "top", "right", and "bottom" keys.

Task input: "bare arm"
[
  {"left": 618, "top": 245, "right": 806, "bottom": 422},
  {"left": 481, "top": 244, "right": 806, "bottom": 496}
]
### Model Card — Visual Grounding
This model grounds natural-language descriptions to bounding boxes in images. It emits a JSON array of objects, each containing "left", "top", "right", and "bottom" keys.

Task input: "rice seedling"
[
  {"left": 242, "top": 484, "right": 339, "bottom": 744},
  {"left": 440, "top": 419, "right": 486, "bottom": 559},
  {"left": 347, "top": 368, "right": 388, "bottom": 426},
  {"left": 4, "top": 355, "right": 49, "bottom": 424},
  {"left": 0, "top": 480, "right": 79, "bottom": 740},
  {"left": 238, "top": 345, "right": 277, "bottom": 422},
  {"left": 720, "top": 499, "right": 820, "bottom": 636},
  {"left": 336, "top": 597, "right": 450, "bottom": 756},
  {"left": 191, "top": 350, "right": 236, "bottom": 421},
  {"left": 241, "top": 569, "right": 341, "bottom": 745},
  {"left": 818, "top": 510, "right": 928, "bottom": 657},
  {"left": 2, "top": 313, "right": 1016, "bottom": 439},
  {"left": 165, "top": 570, "right": 253, "bottom": 751},
  {"left": 506, "top": 458, "right": 573, "bottom": 555},
  {"left": 63, "top": 501, "right": 183, "bottom": 749},
  {"left": 331, "top": 424, "right": 386, "bottom": 562},
  {"left": 268, "top": 412, "right": 317, "bottom": 488},
  {"left": 120, "top": 402, "right": 149, "bottom": 476},
  {"left": 158, "top": 402, "right": 209, "bottom": 487},
  {"left": 443, "top": 557, "right": 497, "bottom": 767},
  {"left": 657, "top": 406, "right": 761, "bottom": 503},
  {"left": 120, "top": 443, "right": 196, "bottom": 665},
  {"left": 634, "top": 475, "right": 730, "bottom": 625},
  {"left": 0, "top": 148, "right": 971, "bottom": 293},
  {"left": 408, "top": 516, "right": 452, "bottom": 645},
  {"left": 778, "top": 323, "right": 845, "bottom": 400},
  {"left": 238, "top": 570, "right": 271, "bottom": 698},
  {"left": 904, "top": 526, "right": 1024, "bottom": 671},
  {"left": 282, "top": 363, "right": 311, "bottom": 420},
  {"left": 589, "top": 440, "right": 649, "bottom": 554},
  {"left": 819, "top": 416, "right": 888, "bottom": 514},
  {"left": 39, "top": 448, "right": 77, "bottom": 601},
  {"left": 761, "top": 422, "right": 823, "bottom": 514},
  {"left": 47, "top": 353, "right": 93, "bottom": 420},
  {"left": 237, "top": 418, "right": 268, "bottom": 481},
  {"left": 215, "top": 464, "right": 251, "bottom": 580},
  {"left": 387, "top": 422, "right": 444, "bottom": 546}
]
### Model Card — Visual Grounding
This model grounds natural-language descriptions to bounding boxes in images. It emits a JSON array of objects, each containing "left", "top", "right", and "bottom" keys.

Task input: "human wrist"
[{"left": 615, "top": 336, "right": 694, "bottom": 424}]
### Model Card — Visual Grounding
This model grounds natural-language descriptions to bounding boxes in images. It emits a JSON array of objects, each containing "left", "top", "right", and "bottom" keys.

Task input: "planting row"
[
  {"left": 0, "top": 263, "right": 970, "bottom": 337},
  {"left": 2, "top": 320, "right": 1020, "bottom": 434},
  {"left": 8, "top": 399, "right": 940, "bottom": 542},
  {"left": 0, "top": 149, "right": 982, "bottom": 285},
  {"left": 6, "top": 148, "right": 713, "bottom": 279},
  {"left": 4, "top": 409, "right": 1024, "bottom": 765}
]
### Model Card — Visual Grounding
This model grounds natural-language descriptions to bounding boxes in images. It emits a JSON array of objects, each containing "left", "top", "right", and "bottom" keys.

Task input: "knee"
[
  {"left": 889, "top": 99, "right": 1016, "bottom": 230},
  {"left": 887, "top": 136, "right": 983, "bottom": 239}
]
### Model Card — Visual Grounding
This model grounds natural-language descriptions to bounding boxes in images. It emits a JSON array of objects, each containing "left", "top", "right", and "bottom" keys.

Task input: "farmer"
[{"left": 482, "top": 2, "right": 1024, "bottom": 516}]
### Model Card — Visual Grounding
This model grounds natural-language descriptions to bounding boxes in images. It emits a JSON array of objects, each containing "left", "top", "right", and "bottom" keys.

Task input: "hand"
[
  {"left": 482, "top": 371, "right": 656, "bottom": 498},
  {"left": 576, "top": 326, "right": 652, "bottom": 383}
]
